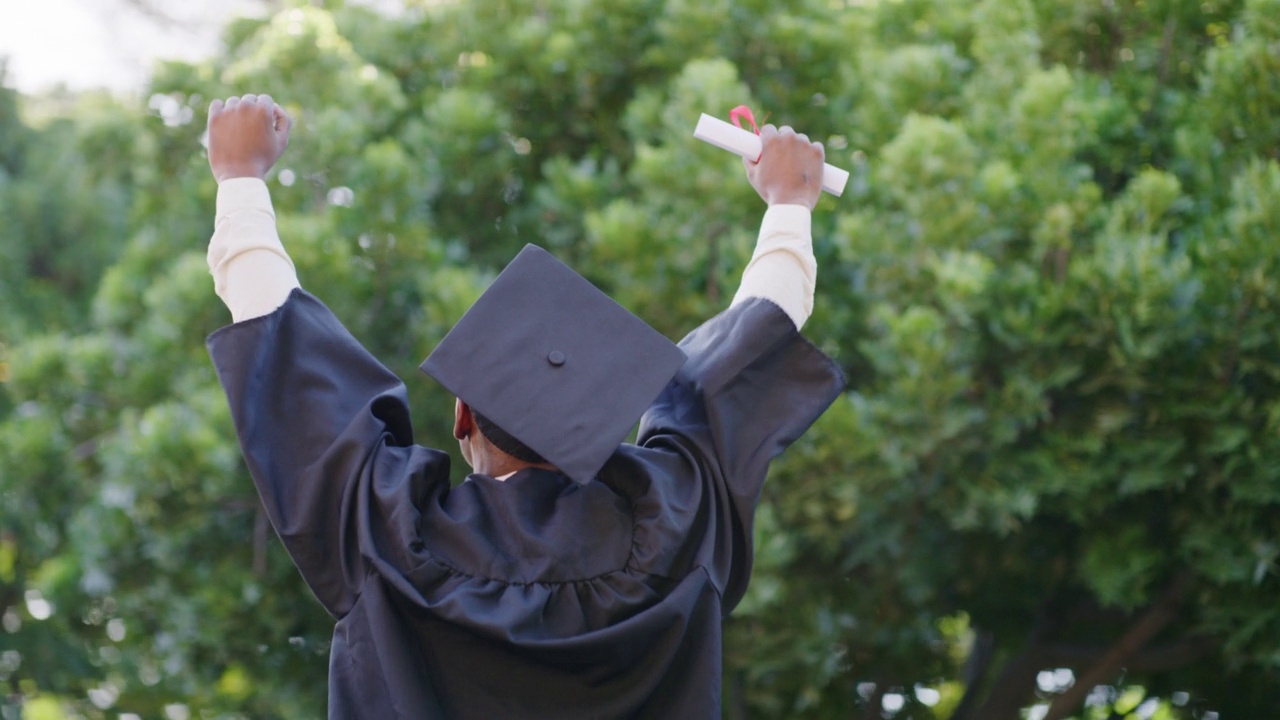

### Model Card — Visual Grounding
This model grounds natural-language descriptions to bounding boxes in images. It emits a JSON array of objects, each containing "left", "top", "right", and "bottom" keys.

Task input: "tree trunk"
[
  {"left": 950, "top": 629, "right": 996, "bottom": 720},
  {"left": 861, "top": 682, "right": 886, "bottom": 720},
  {"left": 967, "top": 647, "right": 1044, "bottom": 720},
  {"left": 967, "top": 599, "right": 1063, "bottom": 720}
]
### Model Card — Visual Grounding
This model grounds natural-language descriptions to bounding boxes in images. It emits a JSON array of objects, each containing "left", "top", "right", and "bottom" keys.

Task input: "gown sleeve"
[
  {"left": 206, "top": 288, "right": 451, "bottom": 618},
  {"left": 636, "top": 297, "right": 845, "bottom": 611}
]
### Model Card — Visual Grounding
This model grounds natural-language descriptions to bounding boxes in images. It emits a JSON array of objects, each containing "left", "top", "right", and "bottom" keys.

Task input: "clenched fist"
[{"left": 207, "top": 94, "right": 292, "bottom": 184}]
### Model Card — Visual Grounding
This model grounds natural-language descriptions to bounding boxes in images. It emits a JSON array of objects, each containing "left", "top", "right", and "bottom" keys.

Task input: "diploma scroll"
[{"left": 693, "top": 113, "right": 849, "bottom": 197}]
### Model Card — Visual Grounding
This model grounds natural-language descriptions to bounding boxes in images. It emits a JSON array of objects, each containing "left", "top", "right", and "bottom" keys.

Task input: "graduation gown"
[{"left": 207, "top": 289, "right": 844, "bottom": 719}]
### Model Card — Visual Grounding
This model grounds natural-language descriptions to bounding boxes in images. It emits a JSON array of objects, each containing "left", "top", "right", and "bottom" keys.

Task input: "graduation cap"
[{"left": 421, "top": 244, "right": 687, "bottom": 484}]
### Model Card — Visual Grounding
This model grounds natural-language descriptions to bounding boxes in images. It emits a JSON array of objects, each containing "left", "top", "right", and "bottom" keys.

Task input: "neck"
[
  {"left": 463, "top": 422, "right": 558, "bottom": 480},
  {"left": 473, "top": 451, "right": 556, "bottom": 480}
]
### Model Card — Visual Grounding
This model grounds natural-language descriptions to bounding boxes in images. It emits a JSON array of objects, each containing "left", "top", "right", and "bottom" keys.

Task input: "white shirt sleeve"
[
  {"left": 731, "top": 204, "right": 816, "bottom": 330},
  {"left": 205, "top": 181, "right": 814, "bottom": 329},
  {"left": 207, "top": 177, "right": 301, "bottom": 323}
]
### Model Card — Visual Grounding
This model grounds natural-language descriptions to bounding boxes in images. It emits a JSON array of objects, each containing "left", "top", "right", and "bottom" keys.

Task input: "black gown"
[{"left": 207, "top": 289, "right": 844, "bottom": 719}]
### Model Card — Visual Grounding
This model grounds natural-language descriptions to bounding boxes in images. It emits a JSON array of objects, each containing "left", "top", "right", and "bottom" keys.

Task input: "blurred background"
[{"left": 1, "top": 0, "right": 1278, "bottom": 718}]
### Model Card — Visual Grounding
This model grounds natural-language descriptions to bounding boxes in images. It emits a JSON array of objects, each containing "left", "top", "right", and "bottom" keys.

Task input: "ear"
[{"left": 453, "top": 398, "right": 472, "bottom": 440}]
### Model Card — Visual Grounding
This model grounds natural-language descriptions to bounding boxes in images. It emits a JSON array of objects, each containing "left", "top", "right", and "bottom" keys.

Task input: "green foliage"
[{"left": 2, "top": 0, "right": 1279, "bottom": 717}]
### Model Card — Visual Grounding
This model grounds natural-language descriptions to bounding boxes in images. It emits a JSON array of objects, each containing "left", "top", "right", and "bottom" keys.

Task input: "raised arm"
[
  {"left": 206, "top": 94, "right": 300, "bottom": 322},
  {"left": 634, "top": 126, "right": 841, "bottom": 610},
  {"left": 204, "top": 96, "right": 448, "bottom": 618},
  {"left": 731, "top": 125, "right": 826, "bottom": 330}
]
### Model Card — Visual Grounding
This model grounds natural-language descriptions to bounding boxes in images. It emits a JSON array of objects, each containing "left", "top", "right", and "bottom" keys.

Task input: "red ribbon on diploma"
[{"left": 729, "top": 105, "right": 761, "bottom": 135}]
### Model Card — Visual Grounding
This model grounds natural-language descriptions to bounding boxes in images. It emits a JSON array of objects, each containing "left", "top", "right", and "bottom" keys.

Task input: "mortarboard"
[{"left": 420, "top": 244, "right": 687, "bottom": 484}]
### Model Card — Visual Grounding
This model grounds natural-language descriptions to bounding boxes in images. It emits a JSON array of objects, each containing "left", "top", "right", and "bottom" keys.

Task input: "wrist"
[
  {"left": 768, "top": 196, "right": 818, "bottom": 210},
  {"left": 212, "top": 163, "right": 268, "bottom": 185}
]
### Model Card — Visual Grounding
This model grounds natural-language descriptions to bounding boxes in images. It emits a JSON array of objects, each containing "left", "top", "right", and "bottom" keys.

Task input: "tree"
[{"left": 2, "top": 0, "right": 1278, "bottom": 717}]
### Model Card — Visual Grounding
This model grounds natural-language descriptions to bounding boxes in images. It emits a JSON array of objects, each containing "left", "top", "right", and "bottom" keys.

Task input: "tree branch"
[
  {"left": 1043, "top": 573, "right": 1192, "bottom": 720},
  {"left": 1039, "top": 635, "right": 1213, "bottom": 674}
]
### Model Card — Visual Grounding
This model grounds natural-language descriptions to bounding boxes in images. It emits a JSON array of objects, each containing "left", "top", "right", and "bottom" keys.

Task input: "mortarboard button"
[{"left": 547, "top": 351, "right": 566, "bottom": 367}]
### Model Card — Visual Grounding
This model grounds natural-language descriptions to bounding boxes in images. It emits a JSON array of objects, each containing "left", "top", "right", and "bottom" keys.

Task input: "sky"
[{"left": 0, "top": 0, "right": 268, "bottom": 95}]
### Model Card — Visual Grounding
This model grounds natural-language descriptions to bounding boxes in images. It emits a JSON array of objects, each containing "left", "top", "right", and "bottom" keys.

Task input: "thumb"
[{"left": 272, "top": 104, "right": 292, "bottom": 137}]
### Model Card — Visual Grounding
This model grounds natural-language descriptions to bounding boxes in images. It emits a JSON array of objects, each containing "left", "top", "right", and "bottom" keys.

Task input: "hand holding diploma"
[
  {"left": 736, "top": 123, "right": 829, "bottom": 211},
  {"left": 694, "top": 113, "right": 849, "bottom": 198}
]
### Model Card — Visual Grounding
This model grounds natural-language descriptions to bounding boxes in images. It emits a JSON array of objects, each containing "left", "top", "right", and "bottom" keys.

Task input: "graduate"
[{"left": 204, "top": 93, "right": 844, "bottom": 718}]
